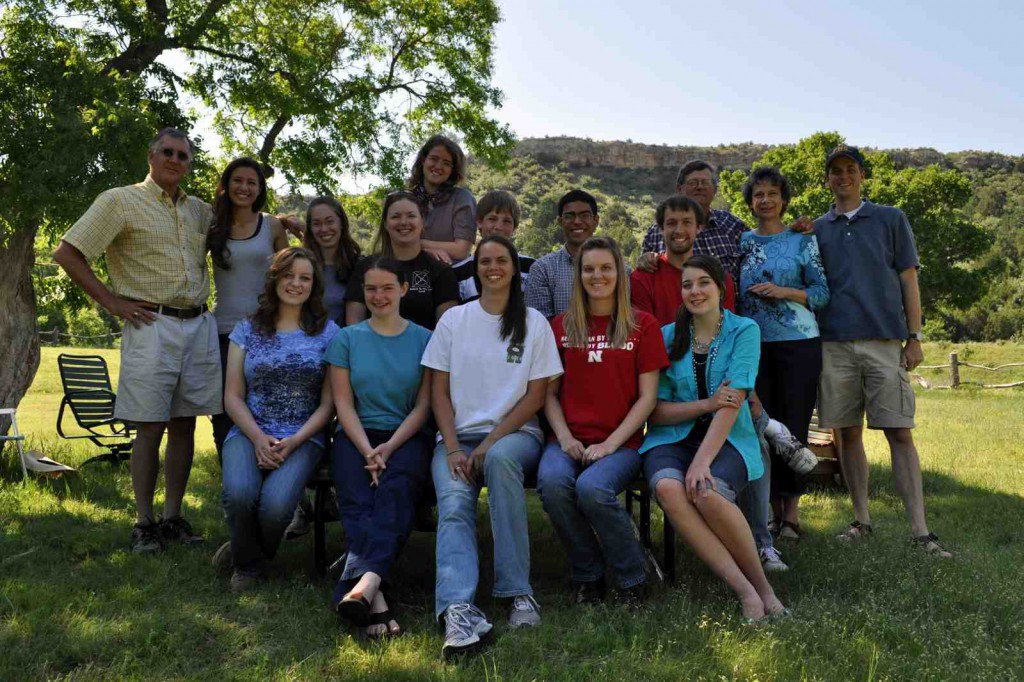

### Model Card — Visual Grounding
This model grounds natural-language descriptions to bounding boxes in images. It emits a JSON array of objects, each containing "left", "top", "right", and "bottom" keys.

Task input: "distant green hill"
[
  {"left": 507, "top": 135, "right": 1024, "bottom": 202},
  {"left": 466, "top": 136, "right": 1024, "bottom": 342}
]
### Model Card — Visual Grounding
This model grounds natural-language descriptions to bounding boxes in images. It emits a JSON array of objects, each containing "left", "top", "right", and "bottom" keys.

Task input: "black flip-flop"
[
  {"left": 337, "top": 592, "right": 371, "bottom": 627},
  {"left": 365, "top": 609, "right": 402, "bottom": 639}
]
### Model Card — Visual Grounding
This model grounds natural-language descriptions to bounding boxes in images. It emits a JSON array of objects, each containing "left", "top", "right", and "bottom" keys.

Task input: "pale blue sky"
[{"left": 489, "top": 0, "right": 1024, "bottom": 153}]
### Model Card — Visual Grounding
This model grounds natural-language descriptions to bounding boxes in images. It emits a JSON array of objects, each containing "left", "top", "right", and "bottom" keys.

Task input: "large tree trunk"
[{"left": 0, "top": 225, "right": 41, "bottom": 449}]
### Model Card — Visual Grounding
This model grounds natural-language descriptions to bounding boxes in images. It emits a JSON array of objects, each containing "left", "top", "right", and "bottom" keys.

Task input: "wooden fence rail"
[
  {"left": 37, "top": 329, "right": 122, "bottom": 347},
  {"left": 912, "top": 352, "right": 1024, "bottom": 389}
]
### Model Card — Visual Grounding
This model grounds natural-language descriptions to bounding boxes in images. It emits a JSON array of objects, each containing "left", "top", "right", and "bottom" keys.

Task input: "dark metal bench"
[{"left": 308, "top": 464, "right": 676, "bottom": 582}]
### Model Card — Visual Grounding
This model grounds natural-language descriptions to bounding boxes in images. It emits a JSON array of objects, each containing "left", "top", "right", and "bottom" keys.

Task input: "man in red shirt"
[{"left": 630, "top": 196, "right": 736, "bottom": 325}]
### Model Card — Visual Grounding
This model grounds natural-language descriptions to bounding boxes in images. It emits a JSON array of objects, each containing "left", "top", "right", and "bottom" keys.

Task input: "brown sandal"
[
  {"left": 777, "top": 521, "right": 803, "bottom": 540},
  {"left": 836, "top": 521, "right": 872, "bottom": 542},
  {"left": 912, "top": 533, "right": 953, "bottom": 559}
]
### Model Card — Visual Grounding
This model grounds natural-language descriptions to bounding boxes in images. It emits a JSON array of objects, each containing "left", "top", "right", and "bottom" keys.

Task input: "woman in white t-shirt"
[{"left": 421, "top": 235, "right": 562, "bottom": 660}]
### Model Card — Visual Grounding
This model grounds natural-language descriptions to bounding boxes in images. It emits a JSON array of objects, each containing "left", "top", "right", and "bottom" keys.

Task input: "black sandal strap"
[{"left": 781, "top": 521, "right": 803, "bottom": 535}]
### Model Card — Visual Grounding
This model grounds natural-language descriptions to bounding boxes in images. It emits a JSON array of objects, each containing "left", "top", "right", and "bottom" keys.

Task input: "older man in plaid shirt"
[
  {"left": 54, "top": 128, "right": 218, "bottom": 555},
  {"left": 639, "top": 160, "right": 748, "bottom": 283}
]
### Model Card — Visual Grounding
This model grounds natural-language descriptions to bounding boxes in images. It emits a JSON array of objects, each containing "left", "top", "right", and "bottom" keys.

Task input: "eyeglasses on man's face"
[
  {"left": 560, "top": 210, "right": 594, "bottom": 223},
  {"left": 159, "top": 147, "right": 191, "bottom": 162}
]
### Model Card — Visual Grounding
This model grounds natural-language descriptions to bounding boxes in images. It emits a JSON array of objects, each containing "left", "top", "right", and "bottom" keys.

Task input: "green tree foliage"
[
  {"left": 467, "top": 155, "right": 651, "bottom": 260},
  {"left": 0, "top": 0, "right": 513, "bottom": 428},
  {"left": 957, "top": 171, "right": 1024, "bottom": 339},
  {"left": 719, "top": 132, "right": 993, "bottom": 322}
]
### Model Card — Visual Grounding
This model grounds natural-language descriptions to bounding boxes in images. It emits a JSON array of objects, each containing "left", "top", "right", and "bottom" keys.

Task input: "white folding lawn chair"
[{"left": 0, "top": 407, "right": 29, "bottom": 479}]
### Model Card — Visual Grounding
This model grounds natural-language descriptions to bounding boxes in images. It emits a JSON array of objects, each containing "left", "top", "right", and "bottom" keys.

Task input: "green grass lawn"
[{"left": 2, "top": 345, "right": 1023, "bottom": 681}]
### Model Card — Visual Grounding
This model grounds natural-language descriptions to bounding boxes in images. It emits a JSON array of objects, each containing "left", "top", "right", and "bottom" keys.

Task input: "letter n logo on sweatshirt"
[{"left": 587, "top": 350, "right": 603, "bottom": 363}]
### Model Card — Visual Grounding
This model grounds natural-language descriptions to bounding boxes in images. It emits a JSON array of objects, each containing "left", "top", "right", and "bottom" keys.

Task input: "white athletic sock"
[{"left": 764, "top": 418, "right": 785, "bottom": 440}]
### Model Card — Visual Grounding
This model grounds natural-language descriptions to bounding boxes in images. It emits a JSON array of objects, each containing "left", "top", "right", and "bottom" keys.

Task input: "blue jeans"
[
  {"left": 432, "top": 431, "right": 541, "bottom": 619},
  {"left": 221, "top": 434, "right": 323, "bottom": 570},
  {"left": 331, "top": 429, "right": 432, "bottom": 605},
  {"left": 536, "top": 443, "right": 646, "bottom": 589},
  {"left": 738, "top": 409, "right": 772, "bottom": 551}
]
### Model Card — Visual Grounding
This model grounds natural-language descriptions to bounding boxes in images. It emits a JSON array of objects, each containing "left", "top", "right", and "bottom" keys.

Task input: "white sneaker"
[
  {"left": 442, "top": 603, "right": 492, "bottom": 660},
  {"left": 768, "top": 425, "right": 818, "bottom": 475},
  {"left": 759, "top": 546, "right": 790, "bottom": 573},
  {"left": 507, "top": 594, "right": 541, "bottom": 629}
]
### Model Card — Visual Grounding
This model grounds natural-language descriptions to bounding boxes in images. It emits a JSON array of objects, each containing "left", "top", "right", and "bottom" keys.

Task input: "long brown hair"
[
  {"left": 563, "top": 237, "right": 635, "bottom": 349},
  {"left": 250, "top": 247, "right": 328, "bottom": 337},
  {"left": 303, "top": 196, "right": 362, "bottom": 280},
  {"left": 371, "top": 191, "right": 426, "bottom": 257},
  {"left": 668, "top": 254, "right": 726, "bottom": 361},
  {"left": 208, "top": 157, "right": 268, "bottom": 270}
]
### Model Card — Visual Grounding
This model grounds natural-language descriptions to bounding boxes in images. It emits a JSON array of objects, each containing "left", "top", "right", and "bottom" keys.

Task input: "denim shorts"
[{"left": 643, "top": 434, "right": 749, "bottom": 503}]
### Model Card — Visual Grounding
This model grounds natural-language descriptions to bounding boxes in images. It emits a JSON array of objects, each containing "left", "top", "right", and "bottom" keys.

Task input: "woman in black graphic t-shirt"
[{"left": 344, "top": 191, "right": 459, "bottom": 330}]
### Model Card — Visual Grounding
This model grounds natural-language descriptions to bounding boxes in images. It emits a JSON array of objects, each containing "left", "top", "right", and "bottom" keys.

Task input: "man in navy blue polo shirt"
[{"left": 814, "top": 145, "right": 951, "bottom": 558}]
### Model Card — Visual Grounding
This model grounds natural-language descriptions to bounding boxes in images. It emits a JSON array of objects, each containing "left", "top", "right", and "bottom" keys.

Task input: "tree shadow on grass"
[{"left": 3, "top": 457, "right": 1024, "bottom": 680}]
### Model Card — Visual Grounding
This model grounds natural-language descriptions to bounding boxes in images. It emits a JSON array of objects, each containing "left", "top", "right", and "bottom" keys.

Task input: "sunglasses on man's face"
[{"left": 159, "top": 148, "right": 191, "bottom": 162}]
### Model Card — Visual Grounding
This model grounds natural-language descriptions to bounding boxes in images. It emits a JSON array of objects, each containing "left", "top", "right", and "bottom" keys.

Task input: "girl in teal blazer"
[{"left": 641, "top": 255, "right": 788, "bottom": 623}]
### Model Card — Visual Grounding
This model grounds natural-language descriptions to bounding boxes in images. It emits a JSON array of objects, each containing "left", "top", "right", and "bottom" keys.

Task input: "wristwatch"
[{"left": 907, "top": 331, "right": 925, "bottom": 342}]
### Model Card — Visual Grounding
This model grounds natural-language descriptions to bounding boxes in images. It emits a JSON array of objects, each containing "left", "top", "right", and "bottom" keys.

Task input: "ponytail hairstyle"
[
  {"left": 668, "top": 254, "right": 727, "bottom": 362},
  {"left": 474, "top": 235, "right": 527, "bottom": 347},
  {"left": 209, "top": 157, "right": 268, "bottom": 270},
  {"left": 303, "top": 196, "right": 362, "bottom": 280},
  {"left": 563, "top": 236, "right": 635, "bottom": 349},
  {"left": 250, "top": 247, "right": 328, "bottom": 337}
]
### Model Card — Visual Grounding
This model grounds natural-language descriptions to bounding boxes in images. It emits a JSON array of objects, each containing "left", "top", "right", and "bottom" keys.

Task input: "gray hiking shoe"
[
  {"left": 159, "top": 515, "right": 204, "bottom": 545},
  {"left": 507, "top": 595, "right": 541, "bottom": 629},
  {"left": 759, "top": 545, "right": 790, "bottom": 573},
  {"left": 130, "top": 520, "right": 164, "bottom": 555},
  {"left": 441, "top": 603, "right": 492, "bottom": 660},
  {"left": 768, "top": 425, "right": 818, "bottom": 475},
  {"left": 284, "top": 501, "right": 311, "bottom": 540},
  {"left": 229, "top": 568, "right": 261, "bottom": 593}
]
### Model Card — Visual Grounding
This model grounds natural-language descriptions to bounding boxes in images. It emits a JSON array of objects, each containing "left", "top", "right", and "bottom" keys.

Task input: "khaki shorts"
[
  {"left": 818, "top": 340, "right": 915, "bottom": 430},
  {"left": 115, "top": 312, "right": 223, "bottom": 423}
]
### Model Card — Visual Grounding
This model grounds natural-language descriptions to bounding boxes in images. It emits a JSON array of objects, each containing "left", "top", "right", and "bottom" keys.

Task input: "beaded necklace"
[{"left": 690, "top": 315, "right": 723, "bottom": 423}]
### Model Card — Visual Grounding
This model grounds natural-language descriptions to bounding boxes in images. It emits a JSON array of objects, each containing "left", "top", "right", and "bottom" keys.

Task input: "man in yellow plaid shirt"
[{"left": 55, "top": 128, "right": 219, "bottom": 554}]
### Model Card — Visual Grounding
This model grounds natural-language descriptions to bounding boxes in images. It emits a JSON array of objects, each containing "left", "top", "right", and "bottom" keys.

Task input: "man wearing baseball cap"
[{"left": 813, "top": 145, "right": 951, "bottom": 557}]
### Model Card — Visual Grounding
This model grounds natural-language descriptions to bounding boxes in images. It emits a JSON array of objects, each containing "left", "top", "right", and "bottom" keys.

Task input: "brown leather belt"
[{"left": 156, "top": 303, "right": 209, "bottom": 319}]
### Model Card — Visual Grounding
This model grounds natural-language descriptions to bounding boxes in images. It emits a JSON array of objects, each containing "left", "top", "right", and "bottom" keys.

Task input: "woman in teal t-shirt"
[
  {"left": 325, "top": 256, "right": 433, "bottom": 638},
  {"left": 641, "top": 254, "right": 787, "bottom": 623}
]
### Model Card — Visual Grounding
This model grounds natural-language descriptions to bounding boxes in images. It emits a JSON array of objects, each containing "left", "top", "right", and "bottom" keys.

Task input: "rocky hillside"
[{"left": 514, "top": 136, "right": 1024, "bottom": 174}]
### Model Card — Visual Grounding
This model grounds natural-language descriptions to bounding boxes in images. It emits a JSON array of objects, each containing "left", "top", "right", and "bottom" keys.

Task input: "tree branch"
[
  {"left": 145, "top": 0, "right": 169, "bottom": 28},
  {"left": 258, "top": 114, "right": 291, "bottom": 177},
  {"left": 100, "top": 0, "right": 175, "bottom": 76},
  {"left": 178, "top": 0, "right": 232, "bottom": 43},
  {"left": 188, "top": 44, "right": 300, "bottom": 89}
]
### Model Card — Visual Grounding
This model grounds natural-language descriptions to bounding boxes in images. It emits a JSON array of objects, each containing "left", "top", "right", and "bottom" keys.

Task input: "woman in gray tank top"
[
  {"left": 209, "top": 157, "right": 291, "bottom": 456},
  {"left": 302, "top": 196, "right": 363, "bottom": 324}
]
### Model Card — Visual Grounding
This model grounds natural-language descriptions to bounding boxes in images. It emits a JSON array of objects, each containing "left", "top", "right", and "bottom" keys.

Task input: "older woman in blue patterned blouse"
[{"left": 738, "top": 166, "right": 830, "bottom": 540}]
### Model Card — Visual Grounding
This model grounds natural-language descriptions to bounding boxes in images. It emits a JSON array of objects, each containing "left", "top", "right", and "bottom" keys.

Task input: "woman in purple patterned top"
[{"left": 218, "top": 247, "right": 339, "bottom": 591}]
